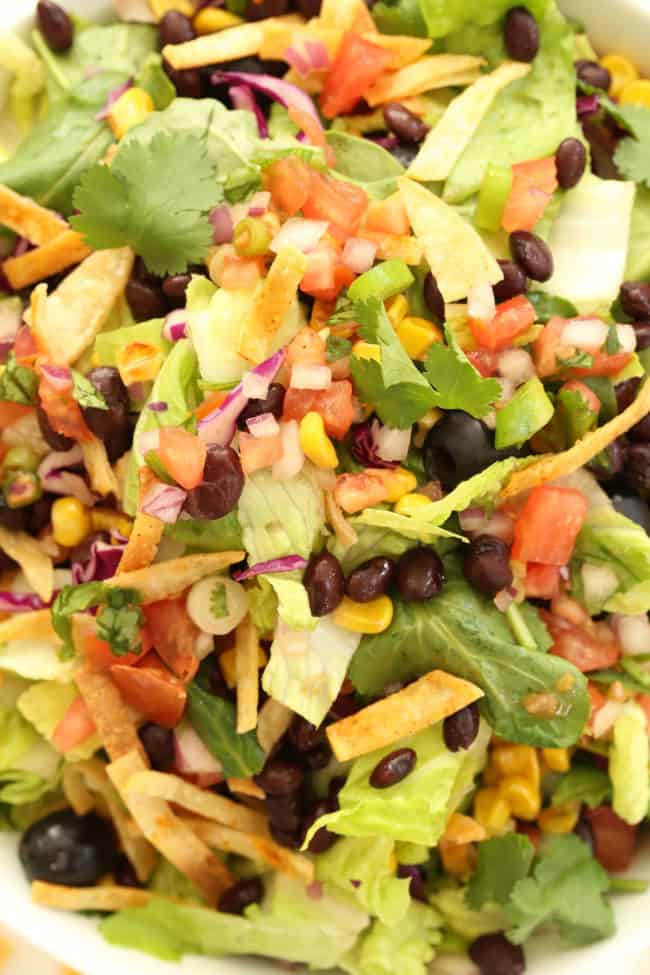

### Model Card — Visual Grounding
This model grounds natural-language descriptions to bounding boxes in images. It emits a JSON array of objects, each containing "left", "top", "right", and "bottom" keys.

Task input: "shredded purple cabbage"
[
  {"left": 233, "top": 555, "right": 308, "bottom": 582},
  {"left": 351, "top": 421, "right": 398, "bottom": 469},
  {"left": 72, "top": 539, "right": 126, "bottom": 584}
]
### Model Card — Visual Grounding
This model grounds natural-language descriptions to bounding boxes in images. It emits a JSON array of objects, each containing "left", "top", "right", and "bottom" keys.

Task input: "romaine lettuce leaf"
[
  {"left": 186, "top": 682, "right": 264, "bottom": 778},
  {"left": 372, "top": 0, "right": 428, "bottom": 37},
  {"left": 418, "top": 0, "right": 549, "bottom": 38},
  {"left": 626, "top": 185, "right": 650, "bottom": 281},
  {"left": 342, "top": 901, "right": 442, "bottom": 975},
  {"left": 572, "top": 506, "right": 650, "bottom": 614},
  {"left": 164, "top": 512, "right": 243, "bottom": 553},
  {"left": 18, "top": 681, "right": 101, "bottom": 762},
  {"left": 328, "top": 522, "right": 413, "bottom": 574},
  {"left": 326, "top": 131, "right": 405, "bottom": 200},
  {"left": 609, "top": 702, "right": 650, "bottom": 825},
  {"left": 316, "top": 836, "right": 411, "bottom": 926},
  {"left": 238, "top": 467, "right": 325, "bottom": 564},
  {"left": 0, "top": 32, "right": 46, "bottom": 133},
  {"left": 0, "top": 704, "right": 60, "bottom": 805},
  {"left": 0, "top": 635, "right": 75, "bottom": 682},
  {"left": 264, "top": 576, "right": 316, "bottom": 631},
  {"left": 93, "top": 318, "right": 170, "bottom": 368},
  {"left": 431, "top": 887, "right": 507, "bottom": 941}
]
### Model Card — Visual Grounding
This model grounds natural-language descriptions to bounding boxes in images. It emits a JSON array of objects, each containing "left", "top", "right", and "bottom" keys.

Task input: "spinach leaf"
[
  {"left": 326, "top": 131, "right": 405, "bottom": 200},
  {"left": 186, "top": 683, "right": 265, "bottom": 778}
]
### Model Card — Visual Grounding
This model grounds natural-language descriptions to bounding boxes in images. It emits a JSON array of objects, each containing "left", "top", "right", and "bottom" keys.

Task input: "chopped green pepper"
[
  {"left": 347, "top": 259, "right": 415, "bottom": 304},
  {"left": 475, "top": 163, "right": 513, "bottom": 232},
  {"left": 495, "top": 376, "right": 554, "bottom": 450}
]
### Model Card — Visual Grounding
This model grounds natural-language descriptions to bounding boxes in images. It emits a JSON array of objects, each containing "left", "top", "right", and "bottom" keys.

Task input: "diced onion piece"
[
  {"left": 305, "top": 39, "right": 329, "bottom": 71},
  {"left": 198, "top": 347, "right": 286, "bottom": 445},
  {"left": 580, "top": 562, "right": 619, "bottom": 608},
  {"left": 459, "top": 507, "right": 486, "bottom": 534},
  {"left": 270, "top": 218, "right": 329, "bottom": 255},
  {"left": 162, "top": 309, "right": 187, "bottom": 342},
  {"left": 342, "top": 237, "right": 377, "bottom": 275},
  {"left": 616, "top": 323, "right": 637, "bottom": 354},
  {"left": 561, "top": 318, "right": 608, "bottom": 351},
  {"left": 272, "top": 420, "right": 304, "bottom": 481},
  {"left": 612, "top": 614, "right": 650, "bottom": 656},
  {"left": 186, "top": 575, "right": 249, "bottom": 636},
  {"left": 284, "top": 45, "right": 311, "bottom": 77},
  {"left": 140, "top": 482, "right": 187, "bottom": 525},
  {"left": 592, "top": 699, "right": 624, "bottom": 739},
  {"left": 0, "top": 300, "right": 21, "bottom": 342},
  {"left": 291, "top": 364, "right": 331, "bottom": 390},
  {"left": 374, "top": 422, "right": 411, "bottom": 462},
  {"left": 233, "top": 555, "right": 308, "bottom": 582},
  {"left": 209, "top": 206, "right": 234, "bottom": 245},
  {"left": 248, "top": 191, "right": 271, "bottom": 216},
  {"left": 497, "top": 348, "right": 535, "bottom": 387},
  {"left": 242, "top": 370, "right": 270, "bottom": 400},
  {"left": 246, "top": 412, "right": 280, "bottom": 439},
  {"left": 174, "top": 723, "right": 223, "bottom": 777},
  {"left": 40, "top": 363, "right": 72, "bottom": 391},
  {"left": 467, "top": 282, "right": 495, "bottom": 323}
]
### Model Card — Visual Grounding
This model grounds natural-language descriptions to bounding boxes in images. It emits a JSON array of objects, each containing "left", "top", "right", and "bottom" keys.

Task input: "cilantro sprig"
[
  {"left": 72, "top": 370, "right": 108, "bottom": 410},
  {"left": 0, "top": 354, "right": 38, "bottom": 405},
  {"left": 52, "top": 581, "right": 143, "bottom": 660}
]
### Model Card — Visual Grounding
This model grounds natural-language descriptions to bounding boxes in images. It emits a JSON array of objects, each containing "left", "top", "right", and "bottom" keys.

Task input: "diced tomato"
[
  {"left": 586, "top": 805, "right": 637, "bottom": 873},
  {"left": 541, "top": 610, "right": 620, "bottom": 672},
  {"left": 560, "top": 380, "right": 601, "bottom": 414},
  {"left": 83, "top": 627, "right": 150, "bottom": 672},
  {"left": 363, "top": 192, "right": 410, "bottom": 236},
  {"left": 239, "top": 431, "right": 284, "bottom": 474},
  {"left": 501, "top": 157, "right": 558, "bottom": 233},
  {"left": 110, "top": 653, "right": 187, "bottom": 728},
  {"left": 0, "top": 401, "right": 32, "bottom": 427},
  {"left": 587, "top": 682, "right": 607, "bottom": 730},
  {"left": 533, "top": 316, "right": 566, "bottom": 378},
  {"left": 467, "top": 349, "right": 499, "bottom": 377},
  {"left": 300, "top": 246, "right": 356, "bottom": 302},
  {"left": 52, "top": 696, "right": 97, "bottom": 753},
  {"left": 264, "top": 157, "right": 312, "bottom": 217},
  {"left": 286, "top": 326, "right": 327, "bottom": 367},
  {"left": 158, "top": 427, "right": 207, "bottom": 491},
  {"left": 14, "top": 324, "right": 37, "bottom": 363},
  {"left": 321, "top": 32, "right": 393, "bottom": 119},
  {"left": 195, "top": 390, "right": 228, "bottom": 421},
  {"left": 303, "top": 171, "right": 368, "bottom": 241},
  {"left": 38, "top": 374, "right": 92, "bottom": 443},
  {"left": 143, "top": 598, "right": 200, "bottom": 683},
  {"left": 219, "top": 252, "right": 265, "bottom": 291},
  {"left": 334, "top": 470, "right": 390, "bottom": 514},
  {"left": 469, "top": 295, "right": 537, "bottom": 353},
  {"left": 512, "top": 486, "right": 589, "bottom": 566},
  {"left": 569, "top": 351, "right": 633, "bottom": 379},
  {"left": 534, "top": 317, "right": 633, "bottom": 379},
  {"left": 524, "top": 563, "right": 562, "bottom": 599},
  {"left": 283, "top": 379, "right": 355, "bottom": 439}
]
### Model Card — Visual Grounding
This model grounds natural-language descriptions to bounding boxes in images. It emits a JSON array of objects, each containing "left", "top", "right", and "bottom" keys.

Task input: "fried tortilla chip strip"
[
  {"left": 0, "top": 184, "right": 66, "bottom": 245},
  {"left": 235, "top": 616, "right": 260, "bottom": 734},
  {"left": 256, "top": 698, "right": 293, "bottom": 754},
  {"left": 2, "top": 230, "right": 91, "bottom": 291},
  {"left": 163, "top": 16, "right": 300, "bottom": 70},
  {"left": 364, "top": 55, "right": 485, "bottom": 107},
  {"left": 226, "top": 777, "right": 265, "bottom": 799},
  {"left": 239, "top": 247, "right": 307, "bottom": 363},
  {"left": 110, "top": 550, "right": 245, "bottom": 602},
  {"left": 0, "top": 526, "right": 54, "bottom": 602},
  {"left": 0, "top": 608, "right": 57, "bottom": 643},
  {"left": 32, "top": 882, "right": 155, "bottom": 912},
  {"left": 81, "top": 436, "right": 119, "bottom": 498},
  {"left": 186, "top": 817, "right": 314, "bottom": 883},
  {"left": 74, "top": 668, "right": 144, "bottom": 763}
]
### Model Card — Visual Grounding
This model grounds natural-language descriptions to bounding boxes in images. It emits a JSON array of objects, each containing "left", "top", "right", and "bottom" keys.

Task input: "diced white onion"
[
  {"left": 242, "top": 370, "right": 271, "bottom": 400},
  {"left": 561, "top": 318, "right": 608, "bottom": 351},
  {"left": 270, "top": 218, "right": 328, "bottom": 255},
  {"left": 272, "top": 420, "right": 305, "bottom": 481},
  {"left": 291, "top": 364, "right": 332, "bottom": 390},
  {"left": 174, "top": 723, "right": 223, "bottom": 776},
  {"left": 247, "top": 412, "right": 280, "bottom": 439},
  {"left": 467, "top": 282, "right": 496, "bottom": 323},
  {"left": 592, "top": 699, "right": 625, "bottom": 739},
  {"left": 483, "top": 511, "right": 515, "bottom": 544},
  {"left": 616, "top": 323, "right": 637, "bottom": 354},
  {"left": 342, "top": 237, "right": 377, "bottom": 274},
  {"left": 459, "top": 507, "right": 486, "bottom": 533},
  {"left": 581, "top": 563, "right": 619, "bottom": 609},
  {"left": 374, "top": 423, "right": 411, "bottom": 462},
  {"left": 496, "top": 377, "right": 517, "bottom": 407},
  {"left": 497, "top": 348, "right": 535, "bottom": 387},
  {"left": 186, "top": 574, "right": 248, "bottom": 636},
  {"left": 612, "top": 614, "right": 650, "bottom": 656}
]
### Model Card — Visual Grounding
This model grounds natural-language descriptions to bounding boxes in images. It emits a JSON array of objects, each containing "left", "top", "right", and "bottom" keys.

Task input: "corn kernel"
[
  {"left": 538, "top": 802, "right": 580, "bottom": 835},
  {"left": 386, "top": 294, "right": 409, "bottom": 327},
  {"left": 90, "top": 508, "right": 133, "bottom": 539},
  {"left": 332, "top": 595, "right": 394, "bottom": 634},
  {"left": 115, "top": 342, "right": 164, "bottom": 386},
  {"left": 51, "top": 496, "right": 91, "bottom": 549},
  {"left": 491, "top": 744, "right": 540, "bottom": 788},
  {"left": 150, "top": 0, "right": 194, "bottom": 15},
  {"left": 220, "top": 644, "right": 268, "bottom": 688},
  {"left": 600, "top": 53, "right": 639, "bottom": 98},
  {"left": 194, "top": 8, "right": 242, "bottom": 33},
  {"left": 107, "top": 87, "right": 155, "bottom": 141},
  {"left": 299, "top": 412, "right": 338, "bottom": 469},
  {"left": 394, "top": 492, "right": 431, "bottom": 516},
  {"left": 542, "top": 748, "right": 571, "bottom": 773},
  {"left": 440, "top": 841, "right": 477, "bottom": 880},
  {"left": 481, "top": 758, "right": 500, "bottom": 787},
  {"left": 353, "top": 341, "right": 381, "bottom": 362},
  {"left": 498, "top": 776, "right": 541, "bottom": 821},
  {"left": 473, "top": 788, "right": 511, "bottom": 834},
  {"left": 397, "top": 316, "right": 443, "bottom": 360},
  {"left": 619, "top": 79, "right": 650, "bottom": 108},
  {"left": 383, "top": 467, "right": 418, "bottom": 503}
]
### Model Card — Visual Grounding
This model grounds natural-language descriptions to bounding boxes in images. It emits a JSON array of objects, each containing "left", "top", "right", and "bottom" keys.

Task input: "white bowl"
[{"left": 1, "top": 1, "right": 650, "bottom": 973}]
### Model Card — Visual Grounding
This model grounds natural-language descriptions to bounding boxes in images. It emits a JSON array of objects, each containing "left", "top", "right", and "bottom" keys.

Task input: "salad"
[{"left": 0, "top": 0, "right": 650, "bottom": 972}]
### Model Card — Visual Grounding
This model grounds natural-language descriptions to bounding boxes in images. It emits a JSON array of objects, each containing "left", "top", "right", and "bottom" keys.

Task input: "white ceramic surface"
[{"left": 1, "top": 1, "right": 650, "bottom": 973}]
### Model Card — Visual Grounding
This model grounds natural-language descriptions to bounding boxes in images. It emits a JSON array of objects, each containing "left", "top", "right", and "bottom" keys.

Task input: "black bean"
[
  {"left": 396, "top": 863, "right": 428, "bottom": 901},
  {"left": 218, "top": 876, "right": 264, "bottom": 915},
  {"left": 86, "top": 367, "right": 129, "bottom": 409},
  {"left": 424, "top": 411, "right": 517, "bottom": 491},
  {"left": 328, "top": 775, "right": 347, "bottom": 806},
  {"left": 288, "top": 716, "right": 323, "bottom": 753},
  {"left": 510, "top": 230, "right": 553, "bottom": 282},
  {"left": 295, "top": 0, "right": 322, "bottom": 15},
  {"left": 555, "top": 137, "right": 587, "bottom": 189},
  {"left": 345, "top": 556, "right": 396, "bottom": 603},
  {"left": 303, "top": 744, "right": 332, "bottom": 770},
  {"left": 504, "top": 7, "right": 539, "bottom": 62},
  {"left": 630, "top": 414, "right": 650, "bottom": 444},
  {"left": 255, "top": 759, "right": 304, "bottom": 796},
  {"left": 266, "top": 795, "right": 303, "bottom": 832},
  {"left": 615, "top": 376, "right": 642, "bottom": 413},
  {"left": 370, "top": 747, "right": 416, "bottom": 788},
  {"left": 37, "top": 0, "right": 73, "bottom": 52},
  {"left": 303, "top": 552, "right": 344, "bottom": 616},
  {"left": 623, "top": 443, "right": 650, "bottom": 499},
  {"left": 304, "top": 800, "right": 338, "bottom": 854},
  {"left": 588, "top": 440, "right": 626, "bottom": 482},
  {"left": 383, "top": 102, "right": 429, "bottom": 144},
  {"left": 26, "top": 494, "right": 54, "bottom": 535},
  {"left": 184, "top": 445, "right": 244, "bottom": 520},
  {"left": 245, "top": 0, "right": 290, "bottom": 20},
  {"left": 610, "top": 491, "right": 650, "bottom": 532},
  {"left": 82, "top": 367, "right": 131, "bottom": 462},
  {"left": 125, "top": 278, "right": 168, "bottom": 322},
  {"left": 269, "top": 823, "right": 302, "bottom": 849},
  {"left": 470, "top": 934, "right": 525, "bottom": 975},
  {"left": 159, "top": 10, "right": 195, "bottom": 46},
  {"left": 389, "top": 143, "right": 420, "bottom": 169},
  {"left": 575, "top": 59, "right": 611, "bottom": 92},
  {"left": 423, "top": 272, "right": 445, "bottom": 324},
  {"left": 396, "top": 547, "right": 444, "bottom": 602},
  {"left": 238, "top": 383, "right": 286, "bottom": 429},
  {"left": 574, "top": 815, "right": 596, "bottom": 852},
  {"left": 463, "top": 534, "right": 514, "bottom": 597},
  {"left": 164, "top": 61, "right": 203, "bottom": 99},
  {"left": 20, "top": 811, "right": 117, "bottom": 887},
  {"left": 443, "top": 702, "right": 480, "bottom": 752},
  {"left": 493, "top": 260, "right": 528, "bottom": 304},
  {"left": 633, "top": 322, "right": 650, "bottom": 351},
  {"left": 0, "top": 550, "right": 17, "bottom": 573},
  {"left": 162, "top": 273, "right": 192, "bottom": 307},
  {"left": 138, "top": 723, "right": 175, "bottom": 771},
  {"left": 620, "top": 281, "right": 650, "bottom": 321},
  {"left": 581, "top": 117, "right": 620, "bottom": 180},
  {"left": 36, "top": 402, "right": 74, "bottom": 452},
  {"left": 114, "top": 854, "right": 142, "bottom": 888}
]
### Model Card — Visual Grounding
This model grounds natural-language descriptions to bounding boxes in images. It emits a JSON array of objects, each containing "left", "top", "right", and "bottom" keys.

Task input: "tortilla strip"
[
  {"left": 0, "top": 608, "right": 57, "bottom": 643},
  {"left": 327, "top": 669, "right": 484, "bottom": 761},
  {"left": 108, "top": 750, "right": 232, "bottom": 905},
  {"left": 81, "top": 436, "right": 119, "bottom": 498},
  {"left": 502, "top": 378, "right": 650, "bottom": 499},
  {"left": 239, "top": 248, "right": 307, "bottom": 363},
  {"left": 226, "top": 777, "right": 265, "bottom": 799},
  {"left": 27, "top": 248, "right": 134, "bottom": 366},
  {"left": 187, "top": 817, "right": 314, "bottom": 884},
  {"left": 163, "top": 16, "right": 301, "bottom": 70},
  {"left": 235, "top": 616, "right": 260, "bottom": 734},
  {"left": 62, "top": 764, "right": 95, "bottom": 816},
  {"left": 115, "top": 0, "right": 156, "bottom": 21},
  {"left": 116, "top": 466, "right": 164, "bottom": 572},
  {"left": 2, "top": 230, "right": 92, "bottom": 291},
  {"left": 74, "top": 668, "right": 144, "bottom": 763},
  {"left": 0, "top": 184, "right": 66, "bottom": 246},
  {"left": 125, "top": 770, "right": 269, "bottom": 835},
  {"left": 0, "top": 526, "right": 53, "bottom": 602},
  {"left": 261, "top": 24, "right": 430, "bottom": 71},
  {"left": 357, "top": 229, "right": 423, "bottom": 265},
  {"left": 319, "top": 0, "right": 374, "bottom": 32},
  {"left": 110, "top": 550, "right": 244, "bottom": 602},
  {"left": 32, "top": 882, "right": 155, "bottom": 912},
  {"left": 364, "top": 55, "right": 485, "bottom": 107},
  {"left": 325, "top": 489, "right": 358, "bottom": 549},
  {"left": 256, "top": 697, "right": 293, "bottom": 754}
]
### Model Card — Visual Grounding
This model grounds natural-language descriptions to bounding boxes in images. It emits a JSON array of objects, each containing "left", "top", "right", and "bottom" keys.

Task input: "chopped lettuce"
[
  {"left": 342, "top": 901, "right": 442, "bottom": 975},
  {"left": 0, "top": 32, "right": 46, "bottom": 133},
  {"left": 164, "top": 512, "right": 243, "bottom": 553},
  {"left": 186, "top": 682, "right": 264, "bottom": 778},
  {"left": 431, "top": 887, "right": 507, "bottom": 941},
  {"left": 327, "top": 131, "right": 405, "bottom": 200},
  {"left": 328, "top": 523, "right": 413, "bottom": 574},
  {"left": 18, "top": 682, "right": 100, "bottom": 762},
  {"left": 238, "top": 467, "right": 325, "bottom": 564},
  {"left": 0, "top": 637, "right": 75, "bottom": 682},
  {"left": 418, "top": 0, "right": 549, "bottom": 38},
  {"left": 263, "top": 576, "right": 316, "bottom": 631},
  {"left": 150, "top": 858, "right": 204, "bottom": 905},
  {"left": 316, "top": 836, "right": 411, "bottom": 926},
  {"left": 372, "top": 0, "right": 428, "bottom": 37},
  {"left": 245, "top": 578, "right": 278, "bottom": 637},
  {"left": 626, "top": 184, "right": 650, "bottom": 281},
  {"left": 93, "top": 318, "right": 170, "bottom": 367},
  {"left": 610, "top": 702, "right": 650, "bottom": 826},
  {"left": 0, "top": 702, "right": 60, "bottom": 805},
  {"left": 572, "top": 506, "right": 650, "bottom": 614}
]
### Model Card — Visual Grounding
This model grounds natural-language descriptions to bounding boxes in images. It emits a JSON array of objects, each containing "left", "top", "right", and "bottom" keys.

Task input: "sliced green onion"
[
  {"left": 506, "top": 603, "right": 537, "bottom": 651},
  {"left": 347, "top": 259, "right": 415, "bottom": 304},
  {"left": 2, "top": 445, "right": 39, "bottom": 473},
  {"left": 475, "top": 163, "right": 513, "bottom": 233},
  {"left": 608, "top": 877, "right": 649, "bottom": 894},
  {"left": 233, "top": 217, "right": 272, "bottom": 257},
  {"left": 3, "top": 470, "right": 42, "bottom": 508}
]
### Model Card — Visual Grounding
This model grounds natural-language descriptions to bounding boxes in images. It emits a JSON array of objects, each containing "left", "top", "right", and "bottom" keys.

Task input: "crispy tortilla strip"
[
  {"left": 327, "top": 669, "right": 484, "bottom": 761},
  {"left": 0, "top": 608, "right": 56, "bottom": 643},
  {"left": 0, "top": 526, "right": 53, "bottom": 602},
  {"left": 110, "top": 550, "right": 245, "bottom": 602},
  {"left": 109, "top": 750, "right": 232, "bottom": 904},
  {"left": 0, "top": 184, "right": 66, "bottom": 245},
  {"left": 408, "top": 62, "right": 531, "bottom": 182},
  {"left": 32, "top": 882, "right": 155, "bottom": 912},
  {"left": 399, "top": 177, "right": 502, "bottom": 302},
  {"left": 226, "top": 777, "right": 265, "bottom": 799},
  {"left": 319, "top": 0, "right": 374, "bottom": 32},
  {"left": 27, "top": 248, "right": 134, "bottom": 366},
  {"left": 187, "top": 817, "right": 314, "bottom": 883},
  {"left": 163, "top": 15, "right": 301, "bottom": 70},
  {"left": 358, "top": 229, "right": 423, "bottom": 265},
  {"left": 441, "top": 812, "right": 487, "bottom": 846},
  {"left": 235, "top": 616, "right": 260, "bottom": 734},
  {"left": 62, "top": 765, "right": 95, "bottom": 816},
  {"left": 261, "top": 23, "right": 429, "bottom": 71},
  {"left": 502, "top": 378, "right": 650, "bottom": 499},
  {"left": 364, "top": 55, "right": 485, "bottom": 107},
  {"left": 117, "top": 469, "right": 164, "bottom": 572},
  {"left": 75, "top": 668, "right": 144, "bottom": 763},
  {"left": 2, "top": 230, "right": 92, "bottom": 291},
  {"left": 81, "top": 435, "right": 119, "bottom": 498},
  {"left": 325, "top": 490, "right": 358, "bottom": 549},
  {"left": 239, "top": 247, "right": 307, "bottom": 363},
  {"left": 125, "top": 770, "right": 268, "bottom": 835},
  {"left": 256, "top": 697, "right": 293, "bottom": 754}
]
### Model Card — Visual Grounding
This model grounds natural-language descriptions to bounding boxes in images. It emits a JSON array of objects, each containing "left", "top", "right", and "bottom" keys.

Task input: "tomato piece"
[
  {"left": 143, "top": 598, "right": 200, "bottom": 682},
  {"left": 569, "top": 351, "right": 633, "bottom": 379},
  {"left": 466, "top": 349, "right": 499, "bottom": 377},
  {"left": 534, "top": 317, "right": 633, "bottom": 379},
  {"left": 158, "top": 427, "right": 207, "bottom": 490},
  {"left": 239, "top": 431, "right": 284, "bottom": 474},
  {"left": 587, "top": 682, "right": 607, "bottom": 730},
  {"left": 524, "top": 563, "right": 562, "bottom": 599},
  {"left": 283, "top": 379, "right": 354, "bottom": 440},
  {"left": 111, "top": 653, "right": 187, "bottom": 728},
  {"left": 220, "top": 252, "right": 265, "bottom": 291},
  {"left": 286, "top": 326, "right": 327, "bottom": 367},
  {"left": 14, "top": 325, "right": 37, "bottom": 363},
  {"left": 586, "top": 806, "right": 637, "bottom": 873},
  {"left": 52, "top": 697, "right": 97, "bottom": 753},
  {"left": 303, "top": 171, "right": 368, "bottom": 241},
  {"left": 321, "top": 32, "right": 392, "bottom": 119},
  {"left": 264, "top": 157, "right": 312, "bottom": 217},
  {"left": 469, "top": 295, "right": 537, "bottom": 353},
  {"left": 501, "top": 157, "right": 558, "bottom": 233},
  {"left": 195, "top": 390, "right": 228, "bottom": 421},
  {"left": 533, "top": 316, "right": 566, "bottom": 378},
  {"left": 541, "top": 610, "right": 620, "bottom": 672},
  {"left": 38, "top": 374, "right": 92, "bottom": 443},
  {"left": 334, "top": 470, "right": 390, "bottom": 514},
  {"left": 83, "top": 628, "right": 150, "bottom": 672},
  {"left": 0, "top": 402, "right": 33, "bottom": 427},
  {"left": 512, "top": 486, "right": 589, "bottom": 566},
  {"left": 560, "top": 379, "right": 601, "bottom": 414},
  {"left": 363, "top": 192, "right": 410, "bottom": 236}
]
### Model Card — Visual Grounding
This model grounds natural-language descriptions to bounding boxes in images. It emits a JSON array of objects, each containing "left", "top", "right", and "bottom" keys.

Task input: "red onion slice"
[
  {"left": 38, "top": 446, "right": 95, "bottom": 506},
  {"left": 163, "top": 309, "right": 187, "bottom": 342},
  {"left": 211, "top": 70, "right": 323, "bottom": 137},
  {"left": 198, "top": 347, "right": 286, "bottom": 445},
  {"left": 228, "top": 83, "right": 269, "bottom": 138},
  {"left": 40, "top": 363, "right": 72, "bottom": 392},
  {"left": 141, "top": 481, "right": 187, "bottom": 524},
  {"left": 247, "top": 412, "right": 280, "bottom": 439},
  {"left": 233, "top": 555, "right": 308, "bottom": 582},
  {"left": 209, "top": 205, "right": 234, "bottom": 245}
]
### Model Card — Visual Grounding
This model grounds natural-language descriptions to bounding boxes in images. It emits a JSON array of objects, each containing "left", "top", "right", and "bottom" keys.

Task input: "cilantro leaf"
[
  {"left": 425, "top": 328, "right": 501, "bottom": 419},
  {"left": 210, "top": 582, "right": 228, "bottom": 620},
  {"left": 0, "top": 354, "right": 38, "bottom": 405},
  {"left": 467, "top": 834, "right": 535, "bottom": 910},
  {"left": 72, "top": 370, "right": 108, "bottom": 410},
  {"left": 72, "top": 132, "right": 222, "bottom": 276},
  {"left": 52, "top": 581, "right": 107, "bottom": 658},
  {"left": 326, "top": 335, "right": 352, "bottom": 363},
  {"left": 327, "top": 296, "right": 358, "bottom": 326},
  {"left": 187, "top": 682, "right": 265, "bottom": 777},
  {"left": 551, "top": 766, "right": 612, "bottom": 809},
  {"left": 96, "top": 587, "right": 144, "bottom": 657},
  {"left": 614, "top": 104, "right": 650, "bottom": 188},
  {"left": 557, "top": 388, "right": 597, "bottom": 446},
  {"left": 557, "top": 350, "right": 593, "bottom": 370}
]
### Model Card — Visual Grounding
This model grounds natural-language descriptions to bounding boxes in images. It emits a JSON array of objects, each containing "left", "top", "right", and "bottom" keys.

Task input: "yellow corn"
[
  {"left": 394, "top": 492, "right": 431, "bottom": 517},
  {"left": 619, "top": 79, "right": 650, "bottom": 108},
  {"left": 473, "top": 788, "right": 511, "bottom": 834},
  {"left": 397, "top": 316, "right": 443, "bottom": 360},
  {"left": 90, "top": 508, "right": 133, "bottom": 539},
  {"left": 414, "top": 407, "right": 443, "bottom": 447},
  {"left": 542, "top": 748, "right": 571, "bottom": 773},
  {"left": 220, "top": 644, "right": 268, "bottom": 689},
  {"left": 387, "top": 852, "right": 397, "bottom": 872},
  {"left": 299, "top": 412, "right": 338, "bottom": 469},
  {"left": 481, "top": 758, "right": 501, "bottom": 788},
  {"left": 386, "top": 294, "right": 409, "bottom": 327},
  {"left": 353, "top": 341, "right": 381, "bottom": 362},
  {"left": 107, "top": 88, "right": 155, "bottom": 141},
  {"left": 194, "top": 8, "right": 242, "bottom": 33},
  {"left": 383, "top": 467, "right": 418, "bottom": 503},
  {"left": 51, "top": 497, "right": 91, "bottom": 549},
  {"left": 116, "top": 342, "right": 164, "bottom": 386},
  {"left": 600, "top": 53, "right": 639, "bottom": 98},
  {"left": 440, "top": 841, "right": 477, "bottom": 880},
  {"left": 498, "top": 776, "right": 541, "bottom": 821},
  {"left": 538, "top": 802, "right": 580, "bottom": 835},
  {"left": 491, "top": 744, "right": 540, "bottom": 788},
  {"left": 443, "top": 813, "right": 487, "bottom": 846},
  {"left": 333, "top": 595, "right": 394, "bottom": 634},
  {"left": 150, "top": 0, "right": 194, "bottom": 15}
]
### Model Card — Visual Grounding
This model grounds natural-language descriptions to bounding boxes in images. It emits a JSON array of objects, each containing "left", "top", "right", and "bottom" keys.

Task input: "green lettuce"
[
  {"left": 431, "top": 887, "right": 507, "bottom": 941},
  {"left": 0, "top": 703, "right": 60, "bottom": 805},
  {"left": 186, "top": 682, "right": 264, "bottom": 778},
  {"left": 551, "top": 765, "right": 612, "bottom": 809},
  {"left": 93, "top": 318, "right": 170, "bottom": 367},
  {"left": 418, "top": 0, "right": 548, "bottom": 38},
  {"left": 246, "top": 579, "right": 278, "bottom": 637},
  {"left": 135, "top": 53, "right": 176, "bottom": 111},
  {"left": 18, "top": 682, "right": 100, "bottom": 762},
  {"left": 610, "top": 702, "right": 650, "bottom": 826},
  {"left": 372, "top": 0, "right": 428, "bottom": 37},
  {"left": 238, "top": 467, "right": 325, "bottom": 564},
  {"left": 328, "top": 522, "right": 413, "bottom": 573},
  {"left": 316, "top": 836, "right": 411, "bottom": 925},
  {"left": 0, "top": 633, "right": 75, "bottom": 682},
  {"left": 572, "top": 505, "right": 650, "bottom": 614},
  {"left": 149, "top": 858, "right": 204, "bottom": 905},
  {"left": 0, "top": 32, "right": 46, "bottom": 133},
  {"left": 164, "top": 512, "right": 243, "bottom": 553},
  {"left": 264, "top": 576, "right": 315, "bottom": 631},
  {"left": 342, "top": 901, "right": 442, "bottom": 975},
  {"left": 326, "top": 132, "right": 405, "bottom": 200},
  {"left": 626, "top": 185, "right": 650, "bottom": 281}
]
